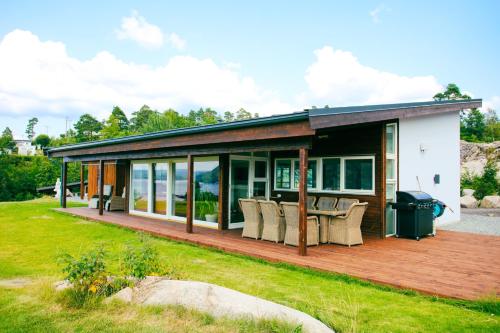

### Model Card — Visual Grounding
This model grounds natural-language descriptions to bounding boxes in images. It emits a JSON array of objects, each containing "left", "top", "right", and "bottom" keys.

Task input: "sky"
[{"left": 0, "top": 0, "right": 499, "bottom": 138}]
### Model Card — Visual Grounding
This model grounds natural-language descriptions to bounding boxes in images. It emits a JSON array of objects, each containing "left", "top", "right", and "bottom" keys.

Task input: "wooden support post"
[
  {"left": 99, "top": 160, "right": 104, "bottom": 215},
  {"left": 124, "top": 160, "right": 130, "bottom": 213},
  {"left": 186, "top": 154, "right": 194, "bottom": 233},
  {"left": 61, "top": 161, "right": 68, "bottom": 208},
  {"left": 298, "top": 148, "right": 308, "bottom": 256},
  {"left": 80, "top": 163, "right": 85, "bottom": 200},
  {"left": 217, "top": 154, "right": 228, "bottom": 231}
]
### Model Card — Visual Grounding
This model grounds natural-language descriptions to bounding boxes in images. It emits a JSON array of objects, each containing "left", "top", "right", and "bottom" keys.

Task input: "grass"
[{"left": 0, "top": 198, "right": 499, "bottom": 332}]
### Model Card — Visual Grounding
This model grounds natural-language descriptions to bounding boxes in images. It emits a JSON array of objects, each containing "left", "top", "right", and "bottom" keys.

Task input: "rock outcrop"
[
  {"left": 460, "top": 195, "right": 479, "bottom": 208},
  {"left": 461, "top": 140, "right": 500, "bottom": 178},
  {"left": 480, "top": 195, "right": 500, "bottom": 208}
]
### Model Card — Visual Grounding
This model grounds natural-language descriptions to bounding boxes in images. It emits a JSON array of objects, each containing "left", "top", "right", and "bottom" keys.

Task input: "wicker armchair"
[
  {"left": 258, "top": 200, "right": 286, "bottom": 243},
  {"left": 239, "top": 199, "right": 263, "bottom": 239},
  {"left": 106, "top": 187, "right": 126, "bottom": 211},
  {"left": 307, "top": 196, "right": 317, "bottom": 210},
  {"left": 328, "top": 202, "right": 368, "bottom": 246},
  {"left": 89, "top": 185, "right": 113, "bottom": 209},
  {"left": 336, "top": 198, "right": 359, "bottom": 211},
  {"left": 280, "top": 202, "right": 319, "bottom": 246},
  {"left": 316, "top": 197, "right": 337, "bottom": 210}
]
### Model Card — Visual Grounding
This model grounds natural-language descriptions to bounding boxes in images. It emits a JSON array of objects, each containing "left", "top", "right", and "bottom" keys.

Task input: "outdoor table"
[{"left": 308, "top": 209, "right": 347, "bottom": 243}]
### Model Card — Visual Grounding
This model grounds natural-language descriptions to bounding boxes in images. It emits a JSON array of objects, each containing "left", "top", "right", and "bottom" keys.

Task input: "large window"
[
  {"left": 132, "top": 163, "right": 149, "bottom": 212},
  {"left": 293, "top": 160, "right": 317, "bottom": 189},
  {"left": 275, "top": 160, "right": 291, "bottom": 189},
  {"left": 344, "top": 158, "right": 374, "bottom": 191},
  {"left": 274, "top": 156, "right": 375, "bottom": 194},
  {"left": 172, "top": 162, "right": 188, "bottom": 218},
  {"left": 152, "top": 163, "right": 167, "bottom": 215},
  {"left": 194, "top": 160, "right": 219, "bottom": 224},
  {"left": 322, "top": 158, "right": 340, "bottom": 191}
]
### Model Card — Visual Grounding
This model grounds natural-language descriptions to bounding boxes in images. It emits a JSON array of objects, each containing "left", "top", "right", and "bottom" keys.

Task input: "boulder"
[
  {"left": 480, "top": 196, "right": 500, "bottom": 208},
  {"left": 460, "top": 195, "right": 478, "bottom": 209},
  {"left": 106, "top": 287, "right": 134, "bottom": 303},
  {"left": 462, "top": 189, "right": 475, "bottom": 197},
  {"left": 108, "top": 279, "right": 333, "bottom": 333}
]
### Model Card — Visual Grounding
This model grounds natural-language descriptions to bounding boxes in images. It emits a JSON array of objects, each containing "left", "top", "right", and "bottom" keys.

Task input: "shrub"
[
  {"left": 122, "top": 234, "right": 162, "bottom": 279},
  {"left": 473, "top": 159, "right": 499, "bottom": 200},
  {"left": 57, "top": 245, "right": 108, "bottom": 298}
]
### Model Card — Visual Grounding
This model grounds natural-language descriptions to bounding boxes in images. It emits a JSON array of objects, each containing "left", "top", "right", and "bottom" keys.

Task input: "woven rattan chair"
[
  {"left": 239, "top": 199, "right": 263, "bottom": 239},
  {"left": 106, "top": 187, "right": 126, "bottom": 211},
  {"left": 316, "top": 197, "right": 337, "bottom": 210},
  {"left": 307, "top": 196, "right": 316, "bottom": 210},
  {"left": 280, "top": 202, "right": 319, "bottom": 246},
  {"left": 336, "top": 198, "right": 359, "bottom": 211},
  {"left": 258, "top": 200, "right": 286, "bottom": 243},
  {"left": 328, "top": 202, "right": 368, "bottom": 246},
  {"left": 89, "top": 185, "right": 113, "bottom": 209}
]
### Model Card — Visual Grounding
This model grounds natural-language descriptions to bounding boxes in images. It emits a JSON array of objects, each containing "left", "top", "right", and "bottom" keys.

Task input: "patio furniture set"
[
  {"left": 239, "top": 196, "right": 368, "bottom": 247},
  {"left": 88, "top": 185, "right": 126, "bottom": 211}
]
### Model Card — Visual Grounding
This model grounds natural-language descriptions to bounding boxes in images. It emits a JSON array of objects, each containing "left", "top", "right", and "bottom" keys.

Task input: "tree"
[
  {"left": 34, "top": 134, "right": 51, "bottom": 148},
  {"left": 110, "top": 106, "right": 129, "bottom": 131},
  {"left": 74, "top": 114, "right": 103, "bottom": 142},
  {"left": 130, "top": 105, "right": 157, "bottom": 132},
  {"left": 101, "top": 107, "right": 129, "bottom": 139},
  {"left": 25, "top": 117, "right": 39, "bottom": 140},
  {"left": 483, "top": 109, "right": 500, "bottom": 142},
  {"left": 187, "top": 108, "right": 221, "bottom": 126},
  {"left": 0, "top": 127, "right": 15, "bottom": 153},
  {"left": 223, "top": 111, "right": 234, "bottom": 122},
  {"left": 433, "top": 83, "right": 471, "bottom": 101},
  {"left": 461, "top": 109, "right": 486, "bottom": 142}
]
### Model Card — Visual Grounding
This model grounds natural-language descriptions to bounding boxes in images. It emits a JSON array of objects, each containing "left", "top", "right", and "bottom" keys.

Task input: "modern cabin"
[{"left": 48, "top": 99, "right": 482, "bottom": 255}]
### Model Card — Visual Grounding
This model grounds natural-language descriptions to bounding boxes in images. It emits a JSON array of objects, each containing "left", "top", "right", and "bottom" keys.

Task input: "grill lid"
[{"left": 396, "top": 191, "right": 433, "bottom": 203}]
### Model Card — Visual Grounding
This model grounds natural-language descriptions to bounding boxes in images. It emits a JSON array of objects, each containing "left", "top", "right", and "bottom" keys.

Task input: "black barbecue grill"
[{"left": 390, "top": 191, "right": 436, "bottom": 240}]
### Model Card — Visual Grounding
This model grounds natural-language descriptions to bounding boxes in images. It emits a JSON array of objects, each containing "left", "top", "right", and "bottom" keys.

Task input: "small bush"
[
  {"left": 473, "top": 160, "right": 499, "bottom": 200},
  {"left": 122, "top": 234, "right": 162, "bottom": 279},
  {"left": 57, "top": 245, "right": 108, "bottom": 302}
]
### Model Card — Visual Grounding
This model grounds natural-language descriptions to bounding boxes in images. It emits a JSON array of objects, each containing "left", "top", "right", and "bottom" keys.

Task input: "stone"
[
  {"left": 105, "top": 287, "right": 134, "bottom": 303},
  {"left": 460, "top": 195, "right": 478, "bottom": 209},
  {"left": 107, "top": 279, "right": 333, "bottom": 333},
  {"left": 462, "top": 189, "right": 475, "bottom": 197},
  {"left": 53, "top": 280, "right": 72, "bottom": 291},
  {"left": 0, "top": 278, "right": 32, "bottom": 288},
  {"left": 480, "top": 196, "right": 500, "bottom": 209}
]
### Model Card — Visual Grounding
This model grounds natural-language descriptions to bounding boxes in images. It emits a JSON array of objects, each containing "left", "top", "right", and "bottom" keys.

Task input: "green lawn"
[{"left": 0, "top": 198, "right": 498, "bottom": 332}]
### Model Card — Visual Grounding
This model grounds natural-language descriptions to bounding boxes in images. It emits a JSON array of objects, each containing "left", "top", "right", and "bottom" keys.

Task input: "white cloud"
[
  {"left": 369, "top": 4, "right": 390, "bottom": 24},
  {"left": 167, "top": 32, "right": 186, "bottom": 50},
  {"left": 483, "top": 96, "right": 500, "bottom": 112},
  {"left": 115, "top": 11, "right": 186, "bottom": 50},
  {"left": 0, "top": 30, "right": 292, "bottom": 120},
  {"left": 115, "top": 10, "right": 164, "bottom": 48},
  {"left": 298, "top": 46, "right": 443, "bottom": 107}
]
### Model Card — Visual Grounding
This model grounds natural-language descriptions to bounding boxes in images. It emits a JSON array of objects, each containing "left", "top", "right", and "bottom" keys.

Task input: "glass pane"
[
  {"left": 386, "top": 183, "right": 396, "bottom": 201},
  {"left": 293, "top": 160, "right": 317, "bottom": 189},
  {"left": 172, "top": 162, "right": 187, "bottom": 218},
  {"left": 322, "top": 158, "right": 340, "bottom": 191},
  {"left": 253, "top": 181, "right": 266, "bottom": 197},
  {"left": 386, "top": 125, "right": 395, "bottom": 155},
  {"left": 194, "top": 160, "right": 219, "bottom": 223},
  {"left": 344, "top": 159, "right": 373, "bottom": 190},
  {"left": 153, "top": 163, "right": 167, "bottom": 215},
  {"left": 253, "top": 151, "right": 269, "bottom": 157},
  {"left": 132, "top": 164, "right": 149, "bottom": 212},
  {"left": 254, "top": 160, "right": 267, "bottom": 178},
  {"left": 230, "top": 160, "right": 249, "bottom": 223},
  {"left": 275, "top": 160, "right": 291, "bottom": 189},
  {"left": 386, "top": 183, "right": 396, "bottom": 235},
  {"left": 386, "top": 159, "right": 395, "bottom": 180}
]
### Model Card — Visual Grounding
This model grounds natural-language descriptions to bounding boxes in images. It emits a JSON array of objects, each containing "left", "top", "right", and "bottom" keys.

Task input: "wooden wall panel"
[
  {"left": 271, "top": 123, "right": 385, "bottom": 237},
  {"left": 86, "top": 163, "right": 118, "bottom": 200}
]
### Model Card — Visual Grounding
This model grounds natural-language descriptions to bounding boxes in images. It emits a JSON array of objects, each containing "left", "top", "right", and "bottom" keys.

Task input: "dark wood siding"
[
  {"left": 271, "top": 123, "right": 385, "bottom": 237},
  {"left": 87, "top": 163, "right": 118, "bottom": 199}
]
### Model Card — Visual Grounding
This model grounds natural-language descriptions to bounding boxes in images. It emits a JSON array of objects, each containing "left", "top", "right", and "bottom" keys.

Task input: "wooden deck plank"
[{"left": 56, "top": 207, "right": 500, "bottom": 300}]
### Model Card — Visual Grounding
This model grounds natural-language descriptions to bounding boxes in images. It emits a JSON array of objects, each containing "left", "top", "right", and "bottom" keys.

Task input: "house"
[
  {"left": 14, "top": 137, "right": 37, "bottom": 156},
  {"left": 48, "top": 99, "right": 482, "bottom": 255}
]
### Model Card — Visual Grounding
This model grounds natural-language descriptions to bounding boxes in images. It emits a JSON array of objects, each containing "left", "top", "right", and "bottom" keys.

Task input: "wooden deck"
[{"left": 57, "top": 207, "right": 500, "bottom": 300}]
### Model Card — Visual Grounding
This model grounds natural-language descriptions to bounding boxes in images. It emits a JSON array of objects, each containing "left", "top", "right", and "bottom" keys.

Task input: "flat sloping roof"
[{"left": 48, "top": 99, "right": 481, "bottom": 155}]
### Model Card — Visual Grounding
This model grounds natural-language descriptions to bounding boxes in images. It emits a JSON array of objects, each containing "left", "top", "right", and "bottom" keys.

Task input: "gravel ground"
[{"left": 438, "top": 208, "right": 500, "bottom": 236}]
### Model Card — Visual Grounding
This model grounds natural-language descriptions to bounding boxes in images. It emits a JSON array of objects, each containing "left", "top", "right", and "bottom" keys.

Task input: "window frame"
[{"left": 274, "top": 155, "right": 376, "bottom": 195}]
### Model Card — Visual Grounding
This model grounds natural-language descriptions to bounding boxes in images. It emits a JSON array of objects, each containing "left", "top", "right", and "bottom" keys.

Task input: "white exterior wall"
[{"left": 399, "top": 112, "right": 461, "bottom": 225}]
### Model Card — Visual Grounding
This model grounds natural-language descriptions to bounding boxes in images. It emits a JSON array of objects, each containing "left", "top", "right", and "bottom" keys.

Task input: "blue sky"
[{"left": 0, "top": 1, "right": 499, "bottom": 137}]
